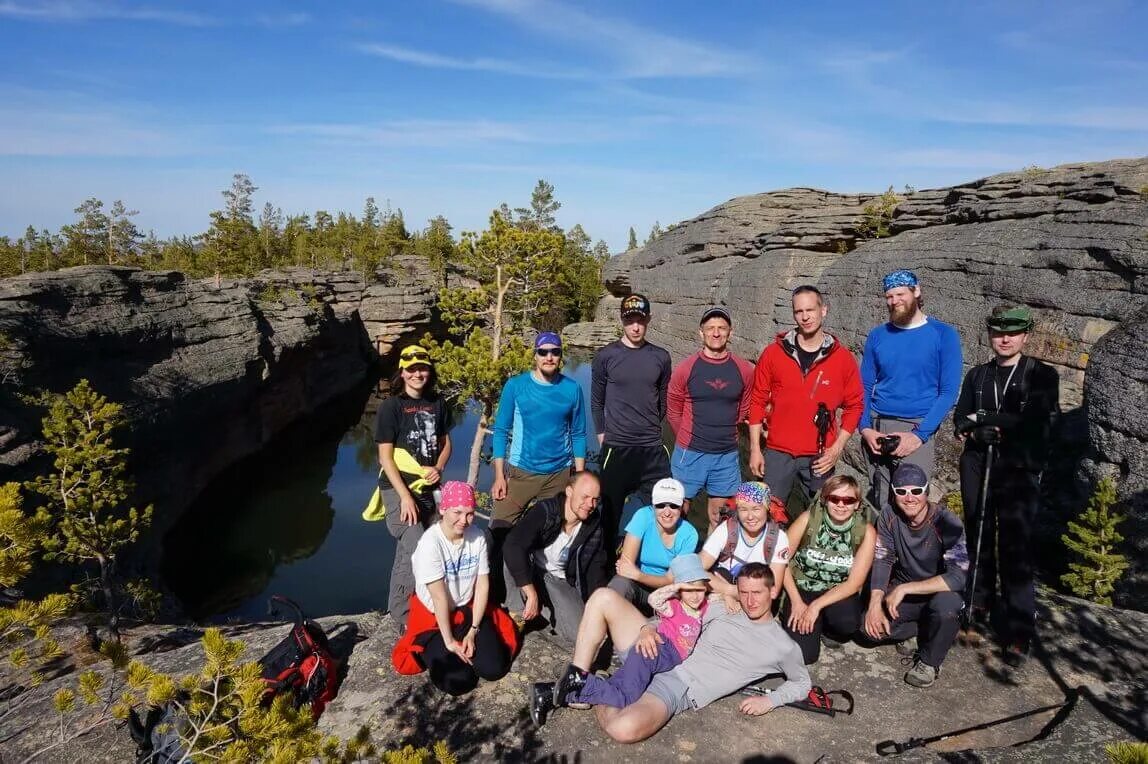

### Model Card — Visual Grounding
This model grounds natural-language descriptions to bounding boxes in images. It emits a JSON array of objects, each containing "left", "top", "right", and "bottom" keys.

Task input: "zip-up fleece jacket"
[
  {"left": 748, "top": 330, "right": 864, "bottom": 458},
  {"left": 503, "top": 494, "right": 608, "bottom": 599}
]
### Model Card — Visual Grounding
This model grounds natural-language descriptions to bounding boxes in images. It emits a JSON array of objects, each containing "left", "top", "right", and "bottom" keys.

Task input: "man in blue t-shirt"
[
  {"left": 858, "top": 270, "right": 962, "bottom": 512},
  {"left": 491, "top": 331, "right": 588, "bottom": 529}
]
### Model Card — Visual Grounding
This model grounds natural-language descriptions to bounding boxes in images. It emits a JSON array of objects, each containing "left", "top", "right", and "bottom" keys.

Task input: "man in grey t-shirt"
[{"left": 594, "top": 562, "right": 810, "bottom": 743}]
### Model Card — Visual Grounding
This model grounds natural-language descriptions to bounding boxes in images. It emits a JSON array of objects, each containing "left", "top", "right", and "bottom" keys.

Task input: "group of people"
[{"left": 373, "top": 268, "right": 1059, "bottom": 743}]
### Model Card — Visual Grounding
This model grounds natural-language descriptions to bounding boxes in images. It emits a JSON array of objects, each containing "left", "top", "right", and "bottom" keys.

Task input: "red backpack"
[{"left": 258, "top": 596, "right": 340, "bottom": 720}]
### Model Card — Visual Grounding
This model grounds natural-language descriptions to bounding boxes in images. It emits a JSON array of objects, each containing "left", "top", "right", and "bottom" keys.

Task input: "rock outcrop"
[
  {"left": 1082, "top": 302, "right": 1148, "bottom": 606},
  {"left": 4, "top": 593, "right": 1145, "bottom": 761},
  {"left": 0, "top": 256, "right": 438, "bottom": 530},
  {"left": 600, "top": 157, "right": 1148, "bottom": 606}
]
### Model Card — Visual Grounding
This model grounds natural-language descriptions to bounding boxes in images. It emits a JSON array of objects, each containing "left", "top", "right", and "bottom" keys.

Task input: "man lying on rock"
[{"left": 532, "top": 561, "right": 811, "bottom": 743}]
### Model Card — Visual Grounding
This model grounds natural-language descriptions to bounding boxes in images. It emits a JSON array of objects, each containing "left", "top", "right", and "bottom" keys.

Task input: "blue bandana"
[{"left": 882, "top": 269, "right": 918, "bottom": 292}]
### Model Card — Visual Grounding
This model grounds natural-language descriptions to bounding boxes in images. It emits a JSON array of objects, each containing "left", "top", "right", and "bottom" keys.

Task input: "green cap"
[{"left": 986, "top": 305, "right": 1033, "bottom": 332}]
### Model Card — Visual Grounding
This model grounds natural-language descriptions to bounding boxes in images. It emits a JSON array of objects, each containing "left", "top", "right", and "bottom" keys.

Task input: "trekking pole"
[
  {"left": 875, "top": 690, "right": 1076, "bottom": 755},
  {"left": 962, "top": 442, "right": 994, "bottom": 630}
]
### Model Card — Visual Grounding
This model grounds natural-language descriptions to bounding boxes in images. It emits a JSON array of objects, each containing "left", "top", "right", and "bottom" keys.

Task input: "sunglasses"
[
  {"left": 536, "top": 348, "right": 563, "bottom": 358},
  {"left": 400, "top": 349, "right": 430, "bottom": 361},
  {"left": 655, "top": 502, "right": 682, "bottom": 510},
  {"left": 893, "top": 486, "right": 928, "bottom": 496},
  {"left": 826, "top": 494, "right": 859, "bottom": 506}
]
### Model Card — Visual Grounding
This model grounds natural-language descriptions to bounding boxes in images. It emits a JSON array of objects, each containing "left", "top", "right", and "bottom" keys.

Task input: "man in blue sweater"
[
  {"left": 858, "top": 270, "right": 962, "bottom": 513},
  {"left": 491, "top": 331, "right": 588, "bottom": 529}
]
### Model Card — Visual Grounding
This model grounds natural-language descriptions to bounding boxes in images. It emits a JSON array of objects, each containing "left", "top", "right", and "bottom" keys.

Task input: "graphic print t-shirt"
[
  {"left": 412, "top": 524, "right": 489, "bottom": 613},
  {"left": 374, "top": 394, "right": 451, "bottom": 490}
]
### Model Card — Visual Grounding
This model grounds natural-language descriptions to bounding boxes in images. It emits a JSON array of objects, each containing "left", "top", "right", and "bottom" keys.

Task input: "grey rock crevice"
[{"left": 0, "top": 256, "right": 440, "bottom": 531}]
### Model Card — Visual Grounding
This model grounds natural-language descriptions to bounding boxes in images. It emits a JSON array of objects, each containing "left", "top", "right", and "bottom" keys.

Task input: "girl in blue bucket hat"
[{"left": 530, "top": 553, "right": 712, "bottom": 725}]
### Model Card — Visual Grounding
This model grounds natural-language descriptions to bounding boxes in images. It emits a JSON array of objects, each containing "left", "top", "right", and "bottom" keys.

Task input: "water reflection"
[{"left": 162, "top": 358, "right": 596, "bottom": 621}]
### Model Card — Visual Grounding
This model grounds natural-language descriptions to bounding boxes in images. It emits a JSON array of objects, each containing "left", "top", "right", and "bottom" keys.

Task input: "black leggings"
[
  {"left": 417, "top": 606, "right": 512, "bottom": 696},
  {"left": 779, "top": 586, "right": 863, "bottom": 665}
]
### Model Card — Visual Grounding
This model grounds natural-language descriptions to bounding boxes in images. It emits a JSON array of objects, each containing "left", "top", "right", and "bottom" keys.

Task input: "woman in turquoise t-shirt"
[{"left": 607, "top": 478, "right": 700, "bottom": 611}]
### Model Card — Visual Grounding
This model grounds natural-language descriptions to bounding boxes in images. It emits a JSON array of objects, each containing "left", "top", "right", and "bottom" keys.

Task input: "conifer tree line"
[{"left": 0, "top": 175, "right": 613, "bottom": 329}]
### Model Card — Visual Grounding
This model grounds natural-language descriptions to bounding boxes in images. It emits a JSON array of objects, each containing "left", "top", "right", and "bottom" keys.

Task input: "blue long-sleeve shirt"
[
  {"left": 858, "top": 317, "right": 963, "bottom": 442},
  {"left": 491, "top": 371, "right": 587, "bottom": 474}
]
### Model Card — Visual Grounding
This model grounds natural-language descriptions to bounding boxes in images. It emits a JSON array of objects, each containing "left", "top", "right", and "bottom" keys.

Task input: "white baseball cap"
[{"left": 651, "top": 478, "right": 685, "bottom": 508}]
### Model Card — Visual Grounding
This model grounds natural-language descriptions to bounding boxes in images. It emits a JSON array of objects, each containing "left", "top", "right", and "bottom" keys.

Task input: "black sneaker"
[
  {"left": 530, "top": 682, "right": 556, "bottom": 726},
  {"left": 554, "top": 663, "right": 589, "bottom": 709}
]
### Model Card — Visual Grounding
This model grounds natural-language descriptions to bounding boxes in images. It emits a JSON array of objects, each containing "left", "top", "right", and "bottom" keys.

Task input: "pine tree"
[
  {"left": 513, "top": 179, "right": 561, "bottom": 232},
  {"left": 0, "top": 482, "right": 70, "bottom": 729},
  {"left": 106, "top": 200, "right": 141, "bottom": 265},
  {"left": 627, "top": 227, "right": 638, "bottom": 250},
  {"left": 645, "top": 221, "right": 662, "bottom": 245},
  {"left": 26, "top": 380, "right": 153, "bottom": 641},
  {"left": 200, "top": 174, "right": 261, "bottom": 280},
  {"left": 1060, "top": 477, "right": 1129, "bottom": 605},
  {"left": 61, "top": 198, "right": 109, "bottom": 267},
  {"left": 428, "top": 210, "right": 563, "bottom": 484}
]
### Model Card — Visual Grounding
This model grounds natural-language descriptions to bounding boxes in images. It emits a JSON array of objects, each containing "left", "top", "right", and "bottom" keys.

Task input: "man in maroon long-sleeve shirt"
[{"left": 667, "top": 307, "right": 754, "bottom": 532}]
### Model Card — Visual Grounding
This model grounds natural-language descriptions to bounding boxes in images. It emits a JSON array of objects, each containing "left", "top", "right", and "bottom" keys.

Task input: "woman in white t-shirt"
[
  {"left": 699, "top": 481, "right": 790, "bottom": 612},
  {"left": 391, "top": 482, "right": 520, "bottom": 695}
]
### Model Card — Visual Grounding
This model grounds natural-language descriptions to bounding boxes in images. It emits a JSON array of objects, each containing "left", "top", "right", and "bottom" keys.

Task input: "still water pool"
[{"left": 162, "top": 359, "right": 598, "bottom": 621}]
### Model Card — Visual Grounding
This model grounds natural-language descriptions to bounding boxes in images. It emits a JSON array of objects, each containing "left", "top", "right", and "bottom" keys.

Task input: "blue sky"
[{"left": 2, "top": 0, "right": 1146, "bottom": 250}]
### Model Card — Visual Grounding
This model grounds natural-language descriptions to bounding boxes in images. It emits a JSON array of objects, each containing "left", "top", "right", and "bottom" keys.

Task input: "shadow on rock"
[{"left": 382, "top": 679, "right": 551, "bottom": 762}]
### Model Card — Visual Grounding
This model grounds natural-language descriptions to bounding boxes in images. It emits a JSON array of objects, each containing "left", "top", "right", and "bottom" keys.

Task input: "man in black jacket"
[
  {"left": 503, "top": 471, "right": 608, "bottom": 645},
  {"left": 953, "top": 305, "right": 1059, "bottom": 666}
]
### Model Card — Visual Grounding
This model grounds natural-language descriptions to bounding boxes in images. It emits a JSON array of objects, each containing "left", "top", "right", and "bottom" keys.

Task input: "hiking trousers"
[
  {"left": 598, "top": 443, "right": 671, "bottom": 555},
  {"left": 573, "top": 643, "right": 683, "bottom": 708},
  {"left": 959, "top": 448, "right": 1040, "bottom": 644},
  {"left": 887, "top": 590, "right": 963, "bottom": 669},
  {"left": 502, "top": 563, "right": 585, "bottom": 646},
  {"left": 780, "top": 586, "right": 863, "bottom": 665},
  {"left": 865, "top": 415, "right": 935, "bottom": 514},
  {"left": 765, "top": 448, "right": 831, "bottom": 520},
  {"left": 384, "top": 486, "right": 437, "bottom": 625},
  {"left": 417, "top": 603, "right": 513, "bottom": 696}
]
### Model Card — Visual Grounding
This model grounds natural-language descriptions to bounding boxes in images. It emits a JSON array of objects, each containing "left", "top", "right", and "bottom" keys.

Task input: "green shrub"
[
  {"left": 1106, "top": 741, "right": 1148, "bottom": 764},
  {"left": 1061, "top": 477, "right": 1129, "bottom": 605}
]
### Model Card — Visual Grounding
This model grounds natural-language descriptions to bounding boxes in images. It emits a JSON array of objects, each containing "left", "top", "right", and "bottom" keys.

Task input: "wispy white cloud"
[
  {"left": 355, "top": 43, "right": 589, "bottom": 79},
  {"left": 449, "top": 0, "right": 757, "bottom": 78},
  {"left": 0, "top": 1, "right": 216, "bottom": 25},
  {"left": 936, "top": 103, "right": 1148, "bottom": 132}
]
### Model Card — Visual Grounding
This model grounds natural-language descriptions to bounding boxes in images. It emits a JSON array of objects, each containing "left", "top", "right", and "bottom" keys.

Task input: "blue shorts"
[{"left": 671, "top": 446, "right": 740, "bottom": 499}]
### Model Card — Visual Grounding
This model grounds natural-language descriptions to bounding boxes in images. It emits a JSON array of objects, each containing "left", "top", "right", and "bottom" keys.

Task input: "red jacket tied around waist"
[{"left": 391, "top": 595, "right": 521, "bottom": 675}]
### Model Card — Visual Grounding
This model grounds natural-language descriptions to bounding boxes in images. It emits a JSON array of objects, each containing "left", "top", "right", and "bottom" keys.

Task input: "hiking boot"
[
  {"left": 554, "top": 663, "right": 590, "bottom": 710},
  {"left": 958, "top": 608, "right": 990, "bottom": 647},
  {"left": 895, "top": 639, "right": 917, "bottom": 657},
  {"left": 530, "top": 682, "right": 556, "bottom": 726},
  {"left": 1003, "top": 640, "right": 1030, "bottom": 668},
  {"left": 904, "top": 659, "right": 938, "bottom": 688}
]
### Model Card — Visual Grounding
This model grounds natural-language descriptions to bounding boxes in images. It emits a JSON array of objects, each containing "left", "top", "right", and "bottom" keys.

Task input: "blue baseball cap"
[{"left": 534, "top": 331, "right": 562, "bottom": 349}]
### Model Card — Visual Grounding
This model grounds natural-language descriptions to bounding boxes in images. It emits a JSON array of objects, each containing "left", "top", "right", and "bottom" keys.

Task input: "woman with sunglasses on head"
[
  {"left": 779, "top": 475, "right": 875, "bottom": 664},
  {"left": 608, "top": 478, "right": 700, "bottom": 612},
  {"left": 376, "top": 344, "right": 453, "bottom": 626}
]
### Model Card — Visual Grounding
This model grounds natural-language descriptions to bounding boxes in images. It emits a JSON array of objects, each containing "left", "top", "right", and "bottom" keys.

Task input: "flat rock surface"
[{"left": 4, "top": 591, "right": 1144, "bottom": 762}]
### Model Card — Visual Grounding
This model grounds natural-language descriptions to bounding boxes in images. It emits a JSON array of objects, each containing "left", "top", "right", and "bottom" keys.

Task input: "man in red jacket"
[{"left": 748, "top": 286, "right": 863, "bottom": 511}]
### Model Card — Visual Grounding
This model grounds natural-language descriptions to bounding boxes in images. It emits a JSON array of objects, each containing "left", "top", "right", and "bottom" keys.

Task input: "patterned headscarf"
[
  {"left": 734, "top": 481, "right": 771, "bottom": 507},
  {"left": 439, "top": 480, "right": 476, "bottom": 510},
  {"left": 882, "top": 269, "right": 919, "bottom": 292}
]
